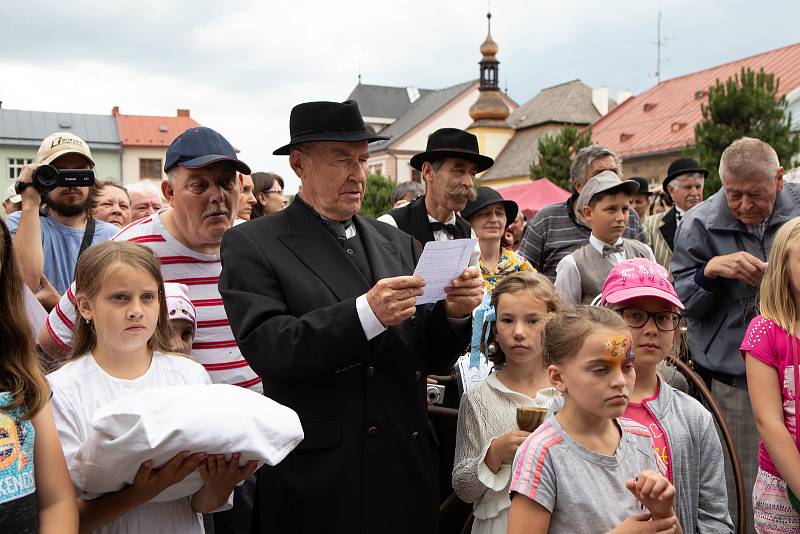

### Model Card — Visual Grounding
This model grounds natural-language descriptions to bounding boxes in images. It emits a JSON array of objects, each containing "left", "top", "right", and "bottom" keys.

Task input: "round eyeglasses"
[{"left": 618, "top": 308, "right": 682, "bottom": 332}]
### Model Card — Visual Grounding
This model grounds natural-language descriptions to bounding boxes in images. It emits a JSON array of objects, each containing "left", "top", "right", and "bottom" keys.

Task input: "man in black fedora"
[
  {"left": 378, "top": 128, "right": 491, "bottom": 262},
  {"left": 218, "top": 100, "right": 484, "bottom": 534},
  {"left": 644, "top": 157, "right": 708, "bottom": 269}
]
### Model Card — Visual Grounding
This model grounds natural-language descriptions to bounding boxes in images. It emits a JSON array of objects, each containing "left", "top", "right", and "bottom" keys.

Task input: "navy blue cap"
[{"left": 164, "top": 127, "right": 251, "bottom": 174}]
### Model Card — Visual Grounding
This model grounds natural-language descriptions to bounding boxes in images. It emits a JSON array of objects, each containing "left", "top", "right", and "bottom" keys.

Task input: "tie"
[
  {"left": 676, "top": 211, "right": 682, "bottom": 222},
  {"left": 430, "top": 221, "right": 459, "bottom": 237},
  {"left": 602, "top": 243, "right": 625, "bottom": 258},
  {"left": 327, "top": 219, "right": 353, "bottom": 241}
]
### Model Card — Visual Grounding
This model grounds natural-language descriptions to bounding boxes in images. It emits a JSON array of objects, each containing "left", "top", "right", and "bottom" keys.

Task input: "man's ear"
[
  {"left": 548, "top": 364, "right": 566, "bottom": 394},
  {"left": 776, "top": 166, "right": 785, "bottom": 194},
  {"left": 289, "top": 149, "right": 306, "bottom": 180},
  {"left": 76, "top": 294, "right": 93, "bottom": 322},
  {"left": 161, "top": 179, "right": 175, "bottom": 207},
  {"left": 421, "top": 161, "right": 435, "bottom": 184}
]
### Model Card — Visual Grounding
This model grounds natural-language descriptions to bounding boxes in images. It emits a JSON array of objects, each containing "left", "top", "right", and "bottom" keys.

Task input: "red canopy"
[{"left": 496, "top": 178, "right": 571, "bottom": 219}]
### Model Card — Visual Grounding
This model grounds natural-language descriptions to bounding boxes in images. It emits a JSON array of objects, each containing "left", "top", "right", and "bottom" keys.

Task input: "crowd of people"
[{"left": 0, "top": 96, "right": 798, "bottom": 534}]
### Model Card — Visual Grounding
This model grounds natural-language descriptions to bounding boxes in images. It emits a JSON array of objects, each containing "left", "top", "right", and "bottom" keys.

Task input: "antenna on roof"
[
  {"left": 504, "top": 76, "right": 508, "bottom": 95},
  {"left": 653, "top": 6, "right": 669, "bottom": 84},
  {"left": 358, "top": 71, "right": 362, "bottom": 84}
]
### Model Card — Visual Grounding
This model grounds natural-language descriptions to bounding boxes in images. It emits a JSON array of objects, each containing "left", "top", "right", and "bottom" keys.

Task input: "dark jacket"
[
  {"left": 672, "top": 183, "right": 800, "bottom": 376},
  {"left": 219, "top": 199, "right": 469, "bottom": 534}
]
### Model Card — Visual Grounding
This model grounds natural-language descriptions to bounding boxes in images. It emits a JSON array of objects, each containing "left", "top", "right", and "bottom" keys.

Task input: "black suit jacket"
[
  {"left": 219, "top": 200, "right": 469, "bottom": 534},
  {"left": 388, "top": 195, "right": 472, "bottom": 244},
  {"left": 659, "top": 206, "right": 678, "bottom": 251}
]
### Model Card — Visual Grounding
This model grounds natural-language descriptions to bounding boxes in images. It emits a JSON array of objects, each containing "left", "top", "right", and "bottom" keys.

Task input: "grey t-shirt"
[{"left": 509, "top": 414, "right": 664, "bottom": 533}]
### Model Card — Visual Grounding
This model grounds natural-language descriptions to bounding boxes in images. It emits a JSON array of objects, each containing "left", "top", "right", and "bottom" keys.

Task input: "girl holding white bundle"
[{"left": 48, "top": 241, "right": 257, "bottom": 534}]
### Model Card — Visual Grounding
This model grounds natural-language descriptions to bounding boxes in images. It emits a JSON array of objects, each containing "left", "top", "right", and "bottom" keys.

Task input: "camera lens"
[{"left": 33, "top": 165, "right": 59, "bottom": 192}]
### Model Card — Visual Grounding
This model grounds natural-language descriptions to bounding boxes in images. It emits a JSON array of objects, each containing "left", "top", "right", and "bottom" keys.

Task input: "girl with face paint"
[
  {"left": 453, "top": 272, "right": 561, "bottom": 534},
  {"left": 507, "top": 306, "right": 682, "bottom": 534},
  {"left": 602, "top": 259, "right": 733, "bottom": 533}
]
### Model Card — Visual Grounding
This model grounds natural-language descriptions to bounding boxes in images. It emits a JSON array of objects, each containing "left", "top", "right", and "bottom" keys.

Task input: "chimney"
[
  {"left": 111, "top": 106, "right": 120, "bottom": 116},
  {"left": 177, "top": 109, "right": 190, "bottom": 117},
  {"left": 616, "top": 91, "right": 633, "bottom": 105},
  {"left": 592, "top": 86, "right": 609, "bottom": 116}
]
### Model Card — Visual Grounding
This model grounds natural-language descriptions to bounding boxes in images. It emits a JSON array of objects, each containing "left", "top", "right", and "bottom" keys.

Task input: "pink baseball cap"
[
  {"left": 164, "top": 283, "right": 196, "bottom": 333},
  {"left": 601, "top": 258, "right": 684, "bottom": 310}
]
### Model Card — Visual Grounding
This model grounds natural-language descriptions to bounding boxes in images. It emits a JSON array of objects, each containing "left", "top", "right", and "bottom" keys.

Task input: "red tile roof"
[
  {"left": 592, "top": 43, "right": 800, "bottom": 159},
  {"left": 113, "top": 107, "right": 201, "bottom": 147}
]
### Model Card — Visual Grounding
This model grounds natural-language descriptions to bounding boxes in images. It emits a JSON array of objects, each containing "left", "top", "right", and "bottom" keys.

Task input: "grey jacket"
[
  {"left": 644, "top": 379, "right": 733, "bottom": 533},
  {"left": 671, "top": 183, "right": 800, "bottom": 376}
]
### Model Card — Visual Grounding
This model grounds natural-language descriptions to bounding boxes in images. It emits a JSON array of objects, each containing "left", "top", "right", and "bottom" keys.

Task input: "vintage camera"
[
  {"left": 15, "top": 165, "right": 95, "bottom": 195},
  {"left": 426, "top": 384, "right": 446, "bottom": 405}
]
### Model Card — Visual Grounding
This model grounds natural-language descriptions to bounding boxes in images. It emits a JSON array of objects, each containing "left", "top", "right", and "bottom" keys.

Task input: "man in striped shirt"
[
  {"left": 518, "top": 145, "right": 648, "bottom": 280},
  {"left": 37, "top": 127, "right": 262, "bottom": 393}
]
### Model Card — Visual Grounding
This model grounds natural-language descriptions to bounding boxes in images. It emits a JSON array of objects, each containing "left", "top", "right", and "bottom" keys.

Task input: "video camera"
[{"left": 15, "top": 165, "right": 95, "bottom": 195}]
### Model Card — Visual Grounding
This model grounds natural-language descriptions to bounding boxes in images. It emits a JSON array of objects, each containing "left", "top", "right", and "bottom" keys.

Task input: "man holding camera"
[{"left": 7, "top": 132, "right": 118, "bottom": 307}]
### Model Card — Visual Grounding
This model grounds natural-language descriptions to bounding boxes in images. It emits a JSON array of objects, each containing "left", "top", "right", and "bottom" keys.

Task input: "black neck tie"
[
  {"left": 430, "top": 221, "right": 459, "bottom": 237},
  {"left": 602, "top": 243, "right": 625, "bottom": 258}
]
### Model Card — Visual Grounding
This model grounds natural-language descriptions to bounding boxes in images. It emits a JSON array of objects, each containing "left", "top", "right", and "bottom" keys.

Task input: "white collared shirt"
[{"left": 554, "top": 233, "right": 655, "bottom": 305}]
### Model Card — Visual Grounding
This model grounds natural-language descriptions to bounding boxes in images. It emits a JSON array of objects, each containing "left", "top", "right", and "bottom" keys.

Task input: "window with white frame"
[{"left": 8, "top": 158, "right": 33, "bottom": 180}]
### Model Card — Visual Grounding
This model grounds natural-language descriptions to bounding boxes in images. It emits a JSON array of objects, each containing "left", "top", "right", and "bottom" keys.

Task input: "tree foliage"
[
  {"left": 693, "top": 67, "right": 800, "bottom": 195},
  {"left": 529, "top": 125, "right": 593, "bottom": 190},
  {"left": 360, "top": 172, "right": 395, "bottom": 219}
]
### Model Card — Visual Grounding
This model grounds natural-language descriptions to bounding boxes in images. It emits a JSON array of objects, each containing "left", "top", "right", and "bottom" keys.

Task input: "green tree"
[
  {"left": 529, "top": 125, "right": 593, "bottom": 190},
  {"left": 693, "top": 67, "right": 800, "bottom": 195},
  {"left": 360, "top": 172, "right": 395, "bottom": 219}
]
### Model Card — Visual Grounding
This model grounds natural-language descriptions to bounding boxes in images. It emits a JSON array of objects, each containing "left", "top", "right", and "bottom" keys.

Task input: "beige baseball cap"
[
  {"left": 36, "top": 132, "right": 95, "bottom": 167},
  {"left": 576, "top": 170, "right": 639, "bottom": 213}
]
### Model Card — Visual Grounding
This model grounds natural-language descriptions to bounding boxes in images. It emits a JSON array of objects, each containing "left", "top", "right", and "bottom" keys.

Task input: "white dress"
[
  {"left": 453, "top": 372, "right": 560, "bottom": 534},
  {"left": 48, "top": 352, "right": 213, "bottom": 534}
]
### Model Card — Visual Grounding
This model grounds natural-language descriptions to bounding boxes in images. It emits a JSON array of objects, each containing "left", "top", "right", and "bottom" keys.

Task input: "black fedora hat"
[
  {"left": 273, "top": 100, "right": 389, "bottom": 155},
  {"left": 630, "top": 177, "right": 653, "bottom": 195},
  {"left": 410, "top": 128, "right": 494, "bottom": 173},
  {"left": 663, "top": 158, "right": 708, "bottom": 190},
  {"left": 461, "top": 186, "right": 518, "bottom": 224}
]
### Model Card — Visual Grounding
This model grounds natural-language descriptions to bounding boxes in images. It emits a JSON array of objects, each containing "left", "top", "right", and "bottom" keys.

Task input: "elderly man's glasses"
[{"left": 617, "top": 308, "right": 682, "bottom": 332}]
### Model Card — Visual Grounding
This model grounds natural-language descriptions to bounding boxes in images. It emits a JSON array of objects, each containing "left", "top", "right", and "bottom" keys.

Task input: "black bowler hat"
[
  {"left": 409, "top": 128, "right": 494, "bottom": 173},
  {"left": 663, "top": 158, "right": 708, "bottom": 190},
  {"left": 165, "top": 127, "right": 251, "bottom": 174},
  {"left": 461, "top": 186, "right": 518, "bottom": 224},
  {"left": 630, "top": 177, "right": 653, "bottom": 195},
  {"left": 273, "top": 100, "right": 389, "bottom": 155}
]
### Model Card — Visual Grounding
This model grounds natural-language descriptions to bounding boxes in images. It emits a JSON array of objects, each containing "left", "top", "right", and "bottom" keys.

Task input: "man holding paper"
[{"left": 219, "top": 100, "right": 483, "bottom": 534}]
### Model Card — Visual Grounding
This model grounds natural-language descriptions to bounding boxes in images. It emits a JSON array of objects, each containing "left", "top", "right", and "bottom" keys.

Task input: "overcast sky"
[{"left": 1, "top": 0, "right": 798, "bottom": 192}]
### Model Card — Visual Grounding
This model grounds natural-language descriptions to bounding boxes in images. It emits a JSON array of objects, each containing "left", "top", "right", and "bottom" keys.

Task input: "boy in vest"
[{"left": 555, "top": 170, "right": 655, "bottom": 304}]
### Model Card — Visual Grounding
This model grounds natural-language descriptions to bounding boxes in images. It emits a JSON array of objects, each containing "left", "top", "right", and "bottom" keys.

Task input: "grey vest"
[{"left": 573, "top": 239, "right": 654, "bottom": 304}]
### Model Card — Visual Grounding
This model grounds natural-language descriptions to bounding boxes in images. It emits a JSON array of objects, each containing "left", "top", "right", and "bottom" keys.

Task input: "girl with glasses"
[{"left": 600, "top": 258, "right": 733, "bottom": 533}]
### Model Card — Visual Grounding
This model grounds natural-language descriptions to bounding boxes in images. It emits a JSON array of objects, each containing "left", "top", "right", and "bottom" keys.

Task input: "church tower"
[{"left": 467, "top": 12, "right": 513, "bottom": 166}]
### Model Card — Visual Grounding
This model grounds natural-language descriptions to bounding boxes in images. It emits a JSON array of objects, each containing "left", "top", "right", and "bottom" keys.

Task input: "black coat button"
[
  {"left": 346, "top": 248, "right": 354, "bottom": 255},
  {"left": 366, "top": 366, "right": 376, "bottom": 376},
  {"left": 414, "top": 370, "right": 422, "bottom": 381},
  {"left": 410, "top": 431, "right": 419, "bottom": 440},
  {"left": 367, "top": 426, "right": 379, "bottom": 437}
]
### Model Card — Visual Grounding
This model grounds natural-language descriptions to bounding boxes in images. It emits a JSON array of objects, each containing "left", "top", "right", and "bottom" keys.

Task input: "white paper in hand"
[
  {"left": 414, "top": 238, "right": 477, "bottom": 304},
  {"left": 71, "top": 384, "right": 303, "bottom": 502}
]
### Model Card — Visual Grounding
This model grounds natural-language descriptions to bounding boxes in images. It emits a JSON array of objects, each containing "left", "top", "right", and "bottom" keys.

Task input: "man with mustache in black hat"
[
  {"left": 378, "top": 128, "right": 490, "bottom": 266},
  {"left": 644, "top": 158, "right": 708, "bottom": 270},
  {"left": 218, "top": 101, "right": 484, "bottom": 534}
]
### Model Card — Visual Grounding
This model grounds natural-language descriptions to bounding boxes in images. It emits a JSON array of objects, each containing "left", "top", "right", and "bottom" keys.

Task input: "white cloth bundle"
[{"left": 70, "top": 383, "right": 303, "bottom": 501}]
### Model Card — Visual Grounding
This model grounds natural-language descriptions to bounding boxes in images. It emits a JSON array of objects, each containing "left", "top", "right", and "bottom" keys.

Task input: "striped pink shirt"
[{"left": 44, "top": 211, "right": 262, "bottom": 393}]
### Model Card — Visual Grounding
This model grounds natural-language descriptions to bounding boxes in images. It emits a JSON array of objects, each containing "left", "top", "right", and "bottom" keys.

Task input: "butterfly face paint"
[{"left": 603, "top": 335, "right": 635, "bottom": 364}]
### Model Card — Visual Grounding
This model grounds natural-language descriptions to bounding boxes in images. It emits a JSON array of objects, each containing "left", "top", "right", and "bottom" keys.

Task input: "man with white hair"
[
  {"left": 644, "top": 158, "right": 707, "bottom": 269},
  {"left": 125, "top": 180, "right": 162, "bottom": 222},
  {"left": 672, "top": 137, "right": 800, "bottom": 531}
]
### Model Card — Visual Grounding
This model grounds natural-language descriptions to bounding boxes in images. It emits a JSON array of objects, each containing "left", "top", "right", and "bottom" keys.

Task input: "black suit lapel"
[
  {"left": 278, "top": 203, "right": 371, "bottom": 301},
  {"left": 659, "top": 208, "right": 678, "bottom": 251},
  {"left": 410, "top": 197, "right": 436, "bottom": 244},
  {"left": 353, "top": 216, "right": 406, "bottom": 282}
]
